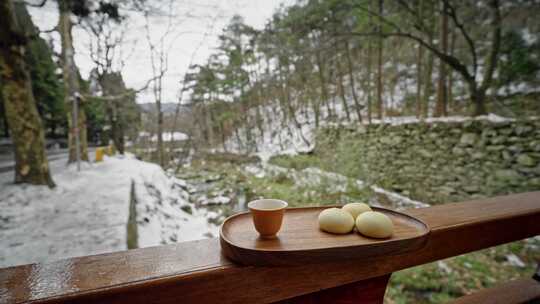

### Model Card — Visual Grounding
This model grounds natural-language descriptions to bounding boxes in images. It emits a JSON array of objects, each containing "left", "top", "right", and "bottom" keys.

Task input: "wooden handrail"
[{"left": 0, "top": 191, "right": 539, "bottom": 304}]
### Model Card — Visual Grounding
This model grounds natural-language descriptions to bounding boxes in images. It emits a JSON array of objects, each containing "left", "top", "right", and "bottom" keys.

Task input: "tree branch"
[
  {"left": 479, "top": 0, "right": 501, "bottom": 92},
  {"left": 340, "top": 31, "right": 474, "bottom": 85},
  {"left": 442, "top": 0, "right": 478, "bottom": 77}
]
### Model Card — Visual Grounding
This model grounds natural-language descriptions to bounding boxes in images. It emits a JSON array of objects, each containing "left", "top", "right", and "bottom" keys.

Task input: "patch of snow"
[
  {"left": 522, "top": 28, "right": 538, "bottom": 45},
  {"left": 198, "top": 196, "right": 231, "bottom": 205},
  {"left": 505, "top": 253, "right": 526, "bottom": 268},
  {"left": 150, "top": 132, "right": 188, "bottom": 142}
]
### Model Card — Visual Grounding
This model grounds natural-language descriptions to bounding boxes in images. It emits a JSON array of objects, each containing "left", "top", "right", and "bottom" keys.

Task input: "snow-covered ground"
[{"left": 0, "top": 154, "right": 217, "bottom": 268}]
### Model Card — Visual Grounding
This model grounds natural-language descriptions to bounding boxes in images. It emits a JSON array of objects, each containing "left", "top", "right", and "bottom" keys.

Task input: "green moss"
[{"left": 269, "top": 154, "right": 321, "bottom": 170}]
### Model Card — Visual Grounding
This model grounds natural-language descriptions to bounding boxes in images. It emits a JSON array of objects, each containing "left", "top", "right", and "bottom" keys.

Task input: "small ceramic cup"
[{"left": 248, "top": 199, "right": 288, "bottom": 239}]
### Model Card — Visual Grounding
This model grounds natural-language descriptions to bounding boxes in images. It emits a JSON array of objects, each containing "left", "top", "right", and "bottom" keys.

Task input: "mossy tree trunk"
[
  {"left": 58, "top": 0, "right": 89, "bottom": 163},
  {"left": 0, "top": 0, "right": 55, "bottom": 187}
]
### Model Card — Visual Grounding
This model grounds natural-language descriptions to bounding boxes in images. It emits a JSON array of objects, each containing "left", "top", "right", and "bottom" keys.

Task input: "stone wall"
[{"left": 317, "top": 118, "right": 540, "bottom": 204}]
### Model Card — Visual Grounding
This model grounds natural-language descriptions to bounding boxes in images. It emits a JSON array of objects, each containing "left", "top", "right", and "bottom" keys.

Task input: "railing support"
[{"left": 276, "top": 274, "right": 391, "bottom": 304}]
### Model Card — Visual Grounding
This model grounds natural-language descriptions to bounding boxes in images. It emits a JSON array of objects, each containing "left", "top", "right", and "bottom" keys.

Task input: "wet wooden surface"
[
  {"left": 1, "top": 191, "right": 539, "bottom": 304},
  {"left": 221, "top": 206, "right": 429, "bottom": 266}
]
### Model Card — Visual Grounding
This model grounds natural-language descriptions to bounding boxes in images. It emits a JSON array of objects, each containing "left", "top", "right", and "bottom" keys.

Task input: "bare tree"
[
  {"left": 143, "top": 1, "right": 179, "bottom": 167},
  {"left": 344, "top": 0, "right": 502, "bottom": 116}
]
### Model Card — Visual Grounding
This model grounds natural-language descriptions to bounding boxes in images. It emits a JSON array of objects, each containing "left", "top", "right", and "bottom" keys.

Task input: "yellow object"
[
  {"left": 342, "top": 203, "right": 372, "bottom": 220},
  {"left": 318, "top": 208, "right": 355, "bottom": 234},
  {"left": 356, "top": 211, "right": 394, "bottom": 238},
  {"left": 95, "top": 147, "right": 104, "bottom": 162}
]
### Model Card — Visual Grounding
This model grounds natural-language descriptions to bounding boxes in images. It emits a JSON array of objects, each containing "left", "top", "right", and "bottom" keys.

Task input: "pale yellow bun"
[
  {"left": 342, "top": 203, "right": 372, "bottom": 220},
  {"left": 355, "top": 211, "right": 394, "bottom": 238},
  {"left": 318, "top": 208, "right": 355, "bottom": 234}
]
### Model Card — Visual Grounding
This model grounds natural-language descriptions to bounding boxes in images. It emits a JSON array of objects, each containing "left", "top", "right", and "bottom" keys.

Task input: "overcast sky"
[{"left": 28, "top": 0, "right": 291, "bottom": 104}]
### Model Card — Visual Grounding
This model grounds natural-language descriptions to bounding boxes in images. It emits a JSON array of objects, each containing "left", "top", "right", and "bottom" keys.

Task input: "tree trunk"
[
  {"left": 416, "top": 43, "right": 424, "bottom": 118},
  {"left": 415, "top": 0, "right": 424, "bottom": 118},
  {"left": 315, "top": 50, "right": 332, "bottom": 119},
  {"left": 434, "top": 0, "right": 449, "bottom": 117},
  {"left": 99, "top": 73, "right": 128, "bottom": 154},
  {"left": 0, "top": 101, "right": 10, "bottom": 137},
  {"left": 366, "top": 17, "right": 373, "bottom": 124},
  {"left": 469, "top": 82, "right": 487, "bottom": 116},
  {"left": 448, "top": 28, "right": 456, "bottom": 112},
  {"left": 156, "top": 100, "right": 164, "bottom": 166},
  {"left": 344, "top": 40, "right": 362, "bottom": 123},
  {"left": 376, "top": 0, "right": 384, "bottom": 120},
  {"left": 335, "top": 49, "right": 351, "bottom": 122},
  {"left": 474, "top": 0, "right": 501, "bottom": 116},
  {"left": 0, "top": 0, "right": 55, "bottom": 187},
  {"left": 58, "top": 0, "right": 88, "bottom": 163}
]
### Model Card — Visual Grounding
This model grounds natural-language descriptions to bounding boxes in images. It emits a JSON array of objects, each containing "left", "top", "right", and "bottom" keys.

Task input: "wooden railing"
[{"left": 1, "top": 191, "right": 539, "bottom": 304}]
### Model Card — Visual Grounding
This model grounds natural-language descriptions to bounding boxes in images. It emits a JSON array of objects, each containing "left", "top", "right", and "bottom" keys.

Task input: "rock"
[
  {"left": 501, "top": 150, "right": 512, "bottom": 161},
  {"left": 515, "top": 125, "right": 532, "bottom": 136},
  {"left": 380, "top": 136, "right": 402, "bottom": 146},
  {"left": 528, "top": 178, "right": 540, "bottom": 187},
  {"left": 418, "top": 149, "right": 433, "bottom": 158},
  {"left": 452, "top": 147, "right": 465, "bottom": 155},
  {"left": 463, "top": 185, "right": 480, "bottom": 193},
  {"left": 494, "top": 169, "right": 521, "bottom": 181},
  {"left": 530, "top": 141, "right": 540, "bottom": 152},
  {"left": 508, "top": 145, "right": 524, "bottom": 153},
  {"left": 459, "top": 133, "right": 477, "bottom": 146},
  {"left": 516, "top": 154, "right": 536, "bottom": 167},
  {"left": 481, "top": 129, "right": 497, "bottom": 138},
  {"left": 437, "top": 186, "right": 456, "bottom": 195},
  {"left": 486, "top": 145, "right": 505, "bottom": 152},
  {"left": 490, "top": 136, "right": 507, "bottom": 145},
  {"left": 471, "top": 152, "right": 484, "bottom": 160}
]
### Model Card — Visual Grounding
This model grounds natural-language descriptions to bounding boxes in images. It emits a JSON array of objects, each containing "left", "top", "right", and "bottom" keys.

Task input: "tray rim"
[{"left": 220, "top": 205, "right": 431, "bottom": 254}]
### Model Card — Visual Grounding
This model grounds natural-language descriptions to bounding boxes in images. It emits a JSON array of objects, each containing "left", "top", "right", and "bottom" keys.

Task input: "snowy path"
[{"left": 0, "top": 154, "right": 217, "bottom": 268}]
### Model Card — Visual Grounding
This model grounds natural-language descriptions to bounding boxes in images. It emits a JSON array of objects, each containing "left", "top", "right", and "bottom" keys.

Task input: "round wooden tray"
[{"left": 220, "top": 206, "right": 430, "bottom": 266}]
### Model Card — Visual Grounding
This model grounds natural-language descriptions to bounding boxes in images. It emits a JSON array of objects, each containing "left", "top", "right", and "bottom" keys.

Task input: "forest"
[
  {"left": 182, "top": 0, "right": 539, "bottom": 154},
  {"left": 1, "top": 0, "right": 539, "bottom": 186}
]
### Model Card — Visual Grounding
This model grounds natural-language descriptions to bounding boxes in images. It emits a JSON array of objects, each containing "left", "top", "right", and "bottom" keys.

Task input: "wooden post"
[{"left": 277, "top": 274, "right": 391, "bottom": 304}]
